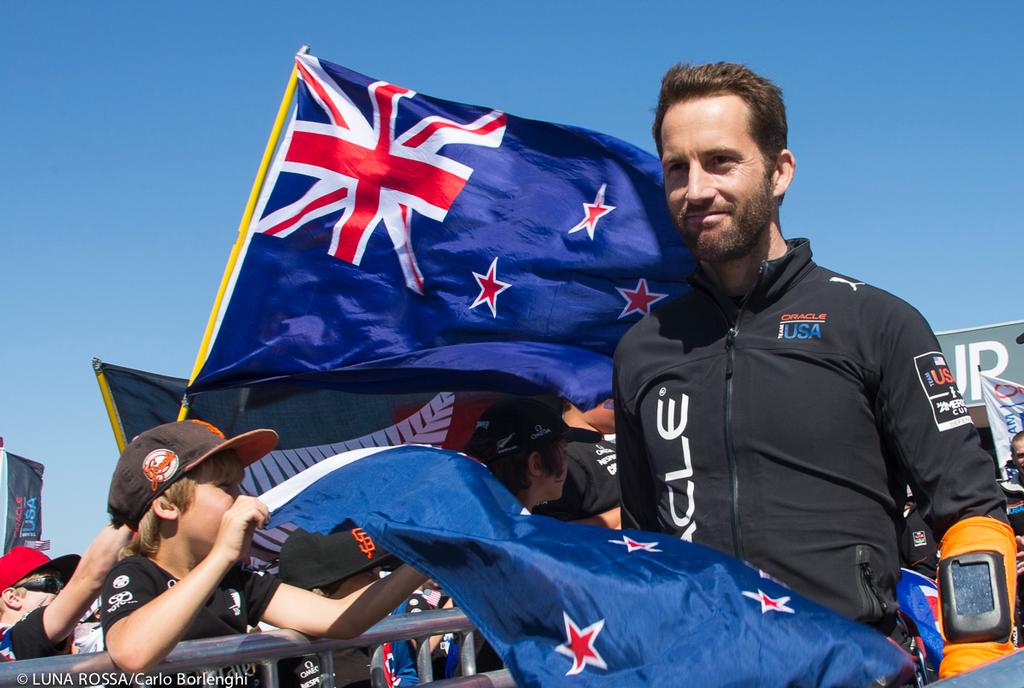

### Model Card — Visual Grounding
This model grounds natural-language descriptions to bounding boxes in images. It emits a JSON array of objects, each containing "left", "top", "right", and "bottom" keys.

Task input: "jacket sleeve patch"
[{"left": 914, "top": 352, "right": 973, "bottom": 432}]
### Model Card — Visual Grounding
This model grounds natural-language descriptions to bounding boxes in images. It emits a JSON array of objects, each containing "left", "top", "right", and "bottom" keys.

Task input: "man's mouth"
[{"left": 683, "top": 210, "right": 727, "bottom": 229}]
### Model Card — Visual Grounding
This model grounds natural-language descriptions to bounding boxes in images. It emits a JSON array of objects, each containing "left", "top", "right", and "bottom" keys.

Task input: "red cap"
[{"left": 0, "top": 547, "right": 79, "bottom": 592}]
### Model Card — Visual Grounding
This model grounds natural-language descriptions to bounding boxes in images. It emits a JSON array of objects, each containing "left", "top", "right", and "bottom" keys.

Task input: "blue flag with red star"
[
  {"left": 263, "top": 445, "right": 914, "bottom": 687},
  {"left": 189, "top": 52, "right": 691, "bottom": 410}
]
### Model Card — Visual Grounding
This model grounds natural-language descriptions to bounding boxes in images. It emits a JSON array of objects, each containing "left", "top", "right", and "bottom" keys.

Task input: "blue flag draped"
[
  {"left": 262, "top": 446, "right": 913, "bottom": 687},
  {"left": 190, "top": 53, "right": 691, "bottom": 410}
]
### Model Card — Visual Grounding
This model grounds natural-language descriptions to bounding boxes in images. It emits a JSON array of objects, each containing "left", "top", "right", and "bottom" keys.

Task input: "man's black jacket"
[{"left": 613, "top": 238, "right": 1005, "bottom": 625}]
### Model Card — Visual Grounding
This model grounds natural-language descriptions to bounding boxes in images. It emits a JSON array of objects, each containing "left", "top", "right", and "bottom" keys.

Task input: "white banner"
[{"left": 980, "top": 373, "right": 1024, "bottom": 471}]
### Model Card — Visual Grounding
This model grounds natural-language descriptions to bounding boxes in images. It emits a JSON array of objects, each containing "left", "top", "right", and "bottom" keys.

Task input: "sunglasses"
[{"left": 18, "top": 576, "right": 64, "bottom": 595}]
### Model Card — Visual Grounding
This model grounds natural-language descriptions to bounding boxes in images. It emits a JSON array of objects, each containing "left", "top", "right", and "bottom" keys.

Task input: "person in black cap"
[
  {"left": 276, "top": 527, "right": 416, "bottom": 688},
  {"left": 100, "top": 420, "right": 427, "bottom": 676},
  {"left": 0, "top": 525, "right": 129, "bottom": 661},
  {"left": 534, "top": 399, "right": 621, "bottom": 528},
  {"left": 462, "top": 398, "right": 602, "bottom": 511}
]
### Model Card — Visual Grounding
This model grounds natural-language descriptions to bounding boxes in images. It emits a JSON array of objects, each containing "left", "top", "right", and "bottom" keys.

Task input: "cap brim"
[
  {"left": 191, "top": 428, "right": 279, "bottom": 471},
  {"left": 564, "top": 427, "right": 602, "bottom": 444},
  {"left": 29, "top": 553, "right": 80, "bottom": 584}
]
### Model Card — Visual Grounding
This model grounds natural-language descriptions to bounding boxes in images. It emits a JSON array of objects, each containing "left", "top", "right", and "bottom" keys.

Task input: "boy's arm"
[
  {"left": 261, "top": 564, "right": 427, "bottom": 639},
  {"left": 41, "top": 525, "right": 132, "bottom": 645},
  {"left": 105, "top": 496, "right": 267, "bottom": 673}
]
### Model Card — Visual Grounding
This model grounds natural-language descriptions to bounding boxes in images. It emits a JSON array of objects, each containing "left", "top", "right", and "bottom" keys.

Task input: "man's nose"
[{"left": 686, "top": 165, "right": 715, "bottom": 204}]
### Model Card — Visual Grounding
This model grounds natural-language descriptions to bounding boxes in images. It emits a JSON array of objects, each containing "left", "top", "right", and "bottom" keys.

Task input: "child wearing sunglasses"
[{"left": 0, "top": 525, "right": 130, "bottom": 661}]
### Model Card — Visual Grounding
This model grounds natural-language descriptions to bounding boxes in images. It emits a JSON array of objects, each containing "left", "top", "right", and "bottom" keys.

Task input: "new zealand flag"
[
  {"left": 190, "top": 52, "right": 691, "bottom": 410},
  {"left": 262, "top": 445, "right": 914, "bottom": 687}
]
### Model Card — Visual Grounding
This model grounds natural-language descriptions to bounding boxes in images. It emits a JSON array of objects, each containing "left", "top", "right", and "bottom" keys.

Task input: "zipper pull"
[{"left": 725, "top": 327, "right": 737, "bottom": 378}]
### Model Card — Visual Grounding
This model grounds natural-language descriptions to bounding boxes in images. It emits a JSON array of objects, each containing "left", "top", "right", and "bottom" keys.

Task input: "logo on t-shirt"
[
  {"left": 227, "top": 589, "right": 242, "bottom": 617},
  {"left": 912, "top": 530, "right": 927, "bottom": 547},
  {"left": 106, "top": 591, "right": 134, "bottom": 614},
  {"left": 112, "top": 575, "right": 130, "bottom": 589}
]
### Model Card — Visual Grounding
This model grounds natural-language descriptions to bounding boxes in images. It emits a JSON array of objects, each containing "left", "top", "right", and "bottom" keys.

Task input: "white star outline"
[
  {"left": 615, "top": 278, "right": 669, "bottom": 319},
  {"left": 469, "top": 257, "right": 512, "bottom": 318},
  {"left": 554, "top": 611, "right": 608, "bottom": 676},
  {"left": 608, "top": 535, "right": 662, "bottom": 553},
  {"left": 567, "top": 183, "right": 616, "bottom": 240},
  {"left": 741, "top": 589, "right": 795, "bottom": 614}
]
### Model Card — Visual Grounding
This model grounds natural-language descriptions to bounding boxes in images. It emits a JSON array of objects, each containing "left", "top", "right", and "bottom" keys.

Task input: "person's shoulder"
[
  {"left": 106, "top": 556, "right": 162, "bottom": 580},
  {"left": 809, "top": 264, "right": 920, "bottom": 313}
]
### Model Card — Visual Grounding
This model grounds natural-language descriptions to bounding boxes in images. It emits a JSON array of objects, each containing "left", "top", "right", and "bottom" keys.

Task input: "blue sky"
[{"left": 2, "top": 2, "right": 1021, "bottom": 555}]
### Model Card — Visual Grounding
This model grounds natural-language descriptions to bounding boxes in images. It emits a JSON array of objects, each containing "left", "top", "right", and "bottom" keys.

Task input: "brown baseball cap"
[{"left": 107, "top": 420, "right": 278, "bottom": 529}]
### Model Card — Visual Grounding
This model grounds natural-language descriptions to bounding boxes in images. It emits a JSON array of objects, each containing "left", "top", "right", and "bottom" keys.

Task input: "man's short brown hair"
[{"left": 652, "top": 62, "right": 788, "bottom": 162}]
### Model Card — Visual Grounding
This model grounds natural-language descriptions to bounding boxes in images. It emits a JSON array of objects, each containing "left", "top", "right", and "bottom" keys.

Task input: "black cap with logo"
[
  {"left": 278, "top": 527, "right": 398, "bottom": 590},
  {"left": 466, "top": 397, "right": 601, "bottom": 462},
  {"left": 107, "top": 420, "right": 278, "bottom": 529}
]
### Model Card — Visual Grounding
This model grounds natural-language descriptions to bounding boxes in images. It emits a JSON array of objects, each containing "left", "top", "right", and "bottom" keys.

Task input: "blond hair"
[{"left": 120, "top": 451, "right": 244, "bottom": 559}]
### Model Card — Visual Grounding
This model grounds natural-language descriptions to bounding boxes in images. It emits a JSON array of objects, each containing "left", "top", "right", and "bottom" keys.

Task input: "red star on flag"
[
  {"left": 616, "top": 278, "right": 668, "bottom": 319},
  {"left": 555, "top": 611, "right": 608, "bottom": 676},
  {"left": 742, "top": 589, "right": 795, "bottom": 615},
  {"left": 568, "top": 183, "right": 615, "bottom": 240},
  {"left": 470, "top": 257, "right": 511, "bottom": 318},
  {"left": 608, "top": 535, "right": 661, "bottom": 553}
]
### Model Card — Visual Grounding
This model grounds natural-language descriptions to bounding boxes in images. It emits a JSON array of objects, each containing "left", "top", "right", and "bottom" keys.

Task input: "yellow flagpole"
[
  {"left": 177, "top": 46, "right": 310, "bottom": 421},
  {"left": 92, "top": 358, "right": 128, "bottom": 452}
]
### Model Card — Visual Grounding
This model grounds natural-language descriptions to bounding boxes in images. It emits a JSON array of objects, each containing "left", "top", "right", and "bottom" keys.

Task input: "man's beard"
[{"left": 674, "top": 175, "right": 776, "bottom": 263}]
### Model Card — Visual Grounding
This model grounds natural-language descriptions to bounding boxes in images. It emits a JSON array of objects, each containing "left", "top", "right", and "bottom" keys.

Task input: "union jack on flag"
[
  {"left": 255, "top": 56, "right": 508, "bottom": 294},
  {"left": 192, "top": 52, "right": 692, "bottom": 410}
]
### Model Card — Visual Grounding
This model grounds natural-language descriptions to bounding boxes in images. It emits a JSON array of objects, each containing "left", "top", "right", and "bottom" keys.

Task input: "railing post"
[
  {"left": 318, "top": 651, "right": 336, "bottom": 688},
  {"left": 415, "top": 635, "right": 434, "bottom": 682},
  {"left": 261, "top": 659, "right": 280, "bottom": 687},
  {"left": 369, "top": 645, "right": 386, "bottom": 688},
  {"left": 460, "top": 631, "right": 477, "bottom": 676}
]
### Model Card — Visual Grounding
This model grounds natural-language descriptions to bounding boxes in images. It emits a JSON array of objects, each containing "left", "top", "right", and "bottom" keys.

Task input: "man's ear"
[
  {"left": 526, "top": 451, "right": 545, "bottom": 478},
  {"left": 151, "top": 496, "right": 180, "bottom": 521},
  {"left": 1, "top": 587, "right": 24, "bottom": 612},
  {"left": 771, "top": 148, "right": 796, "bottom": 200}
]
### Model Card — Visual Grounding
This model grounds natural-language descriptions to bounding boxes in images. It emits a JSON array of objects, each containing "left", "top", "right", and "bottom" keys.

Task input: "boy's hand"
[{"left": 212, "top": 496, "right": 269, "bottom": 565}]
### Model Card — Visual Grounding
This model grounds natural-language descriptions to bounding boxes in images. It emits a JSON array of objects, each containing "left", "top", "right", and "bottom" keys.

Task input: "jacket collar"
[{"left": 688, "top": 238, "right": 815, "bottom": 318}]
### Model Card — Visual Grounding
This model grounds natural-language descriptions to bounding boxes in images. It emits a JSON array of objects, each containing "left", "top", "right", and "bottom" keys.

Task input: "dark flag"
[
  {"left": 263, "top": 445, "right": 914, "bottom": 687},
  {"left": 0, "top": 444, "right": 45, "bottom": 552},
  {"left": 189, "top": 52, "right": 691, "bottom": 411}
]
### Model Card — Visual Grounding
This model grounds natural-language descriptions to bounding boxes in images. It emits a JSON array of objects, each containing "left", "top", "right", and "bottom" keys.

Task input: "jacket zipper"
[
  {"left": 724, "top": 325, "right": 744, "bottom": 560},
  {"left": 720, "top": 265, "right": 763, "bottom": 561}
]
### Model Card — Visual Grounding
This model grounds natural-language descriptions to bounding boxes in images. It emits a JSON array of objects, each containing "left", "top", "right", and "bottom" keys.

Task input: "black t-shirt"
[
  {"left": 0, "top": 607, "right": 69, "bottom": 661},
  {"left": 100, "top": 556, "right": 281, "bottom": 640},
  {"left": 100, "top": 556, "right": 281, "bottom": 684},
  {"left": 534, "top": 439, "right": 618, "bottom": 521}
]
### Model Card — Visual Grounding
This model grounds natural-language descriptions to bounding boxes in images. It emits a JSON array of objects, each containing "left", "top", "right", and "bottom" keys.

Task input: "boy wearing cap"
[
  {"left": 0, "top": 525, "right": 130, "bottom": 661},
  {"left": 462, "top": 398, "right": 602, "bottom": 512},
  {"left": 101, "top": 420, "right": 426, "bottom": 675}
]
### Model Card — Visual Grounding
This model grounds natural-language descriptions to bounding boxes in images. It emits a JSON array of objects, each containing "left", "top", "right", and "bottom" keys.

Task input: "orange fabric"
[{"left": 937, "top": 516, "right": 1017, "bottom": 678}]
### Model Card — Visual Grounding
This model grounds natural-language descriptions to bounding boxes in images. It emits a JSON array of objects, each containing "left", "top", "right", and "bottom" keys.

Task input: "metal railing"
[
  {"left": 0, "top": 609, "right": 516, "bottom": 687},
  {"left": 4, "top": 605, "right": 1023, "bottom": 687}
]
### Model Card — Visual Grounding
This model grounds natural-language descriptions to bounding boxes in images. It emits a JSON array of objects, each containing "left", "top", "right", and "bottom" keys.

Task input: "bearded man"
[{"left": 612, "top": 62, "right": 1014, "bottom": 678}]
